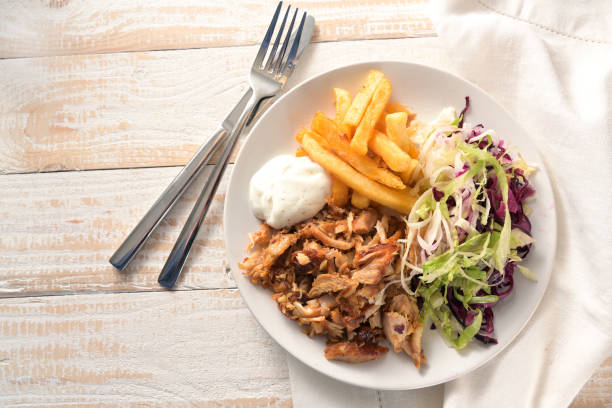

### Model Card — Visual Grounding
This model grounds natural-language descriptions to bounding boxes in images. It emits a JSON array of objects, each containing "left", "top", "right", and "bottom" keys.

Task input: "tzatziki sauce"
[{"left": 249, "top": 155, "right": 332, "bottom": 229}]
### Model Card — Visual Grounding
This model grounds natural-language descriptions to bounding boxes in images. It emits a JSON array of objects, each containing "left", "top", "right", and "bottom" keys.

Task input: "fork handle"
[
  {"left": 109, "top": 89, "right": 253, "bottom": 271},
  {"left": 158, "top": 91, "right": 261, "bottom": 288}
]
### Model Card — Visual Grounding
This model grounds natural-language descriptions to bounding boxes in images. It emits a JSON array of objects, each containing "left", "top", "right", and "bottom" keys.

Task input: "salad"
[{"left": 398, "top": 97, "right": 537, "bottom": 348}]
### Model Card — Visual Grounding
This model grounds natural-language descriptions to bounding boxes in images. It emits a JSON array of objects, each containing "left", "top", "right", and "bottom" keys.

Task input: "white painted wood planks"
[
  {"left": 0, "top": 165, "right": 234, "bottom": 295},
  {"left": 0, "top": 37, "right": 453, "bottom": 175},
  {"left": 0, "top": 0, "right": 434, "bottom": 58},
  {"left": 0, "top": 289, "right": 292, "bottom": 407}
]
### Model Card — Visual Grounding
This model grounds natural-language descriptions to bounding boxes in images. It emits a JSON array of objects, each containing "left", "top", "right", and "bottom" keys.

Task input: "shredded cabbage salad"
[{"left": 399, "top": 97, "right": 537, "bottom": 349}]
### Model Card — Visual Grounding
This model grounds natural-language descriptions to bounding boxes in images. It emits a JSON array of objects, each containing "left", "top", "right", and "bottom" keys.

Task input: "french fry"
[
  {"left": 400, "top": 165, "right": 423, "bottom": 186},
  {"left": 386, "top": 101, "right": 406, "bottom": 113},
  {"left": 399, "top": 170, "right": 412, "bottom": 185},
  {"left": 311, "top": 112, "right": 405, "bottom": 190},
  {"left": 375, "top": 110, "right": 388, "bottom": 133},
  {"left": 400, "top": 164, "right": 419, "bottom": 184},
  {"left": 385, "top": 112, "right": 419, "bottom": 159},
  {"left": 301, "top": 134, "right": 417, "bottom": 214},
  {"left": 296, "top": 128, "right": 307, "bottom": 143},
  {"left": 343, "top": 70, "right": 384, "bottom": 126},
  {"left": 351, "top": 78, "right": 392, "bottom": 155},
  {"left": 296, "top": 146, "right": 307, "bottom": 157},
  {"left": 333, "top": 88, "right": 354, "bottom": 138},
  {"left": 329, "top": 176, "right": 350, "bottom": 207},
  {"left": 296, "top": 127, "right": 329, "bottom": 148},
  {"left": 387, "top": 101, "right": 417, "bottom": 123},
  {"left": 369, "top": 130, "right": 417, "bottom": 172},
  {"left": 334, "top": 88, "right": 352, "bottom": 121},
  {"left": 410, "top": 167, "right": 424, "bottom": 184},
  {"left": 351, "top": 191, "right": 370, "bottom": 209}
]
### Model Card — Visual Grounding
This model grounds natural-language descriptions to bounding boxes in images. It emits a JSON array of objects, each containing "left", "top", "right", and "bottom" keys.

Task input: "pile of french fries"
[{"left": 295, "top": 70, "right": 421, "bottom": 214}]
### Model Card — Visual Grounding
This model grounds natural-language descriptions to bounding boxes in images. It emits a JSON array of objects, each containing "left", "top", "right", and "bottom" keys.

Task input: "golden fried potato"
[
  {"left": 334, "top": 88, "right": 352, "bottom": 121},
  {"left": 295, "top": 128, "right": 307, "bottom": 143},
  {"left": 329, "top": 176, "right": 350, "bottom": 207},
  {"left": 311, "top": 112, "right": 405, "bottom": 190},
  {"left": 399, "top": 164, "right": 423, "bottom": 186},
  {"left": 351, "top": 191, "right": 370, "bottom": 209},
  {"left": 343, "top": 70, "right": 384, "bottom": 126},
  {"left": 301, "top": 134, "right": 417, "bottom": 214},
  {"left": 351, "top": 78, "right": 392, "bottom": 156},
  {"left": 369, "top": 130, "right": 417, "bottom": 173},
  {"left": 387, "top": 101, "right": 417, "bottom": 122},
  {"left": 333, "top": 88, "right": 354, "bottom": 138},
  {"left": 375, "top": 111, "right": 388, "bottom": 133},
  {"left": 296, "top": 127, "right": 329, "bottom": 148},
  {"left": 385, "top": 112, "right": 419, "bottom": 159}
]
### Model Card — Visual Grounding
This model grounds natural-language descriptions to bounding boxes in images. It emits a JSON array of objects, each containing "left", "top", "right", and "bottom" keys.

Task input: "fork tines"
[{"left": 256, "top": 2, "right": 308, "bottom": 78}]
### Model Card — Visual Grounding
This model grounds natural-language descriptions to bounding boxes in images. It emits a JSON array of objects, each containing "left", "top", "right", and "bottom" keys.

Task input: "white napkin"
[
  {"left": 287, "top": 354, "right": 444, "bottom": 408},
  {"left": 434, "top": 1, "right": 612, "bottom": 406},
  {"left": 289, "top": 1, "right": 612, "bottom": 407}
]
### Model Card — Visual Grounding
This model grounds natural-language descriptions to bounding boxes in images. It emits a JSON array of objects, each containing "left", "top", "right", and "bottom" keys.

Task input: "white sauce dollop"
[{"left": 249, "top": 155, "right": 332, "bottom": 229}]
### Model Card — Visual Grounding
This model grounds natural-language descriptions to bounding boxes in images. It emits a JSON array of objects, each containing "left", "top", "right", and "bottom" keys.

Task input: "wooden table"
[{"left": 0, "top": 1, "right": 609, "bottom": 406}]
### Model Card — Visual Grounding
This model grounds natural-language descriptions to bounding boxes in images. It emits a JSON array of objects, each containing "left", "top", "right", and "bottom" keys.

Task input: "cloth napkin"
[{"left": 288, "top": 0, "right": 612, "bottom": 407}]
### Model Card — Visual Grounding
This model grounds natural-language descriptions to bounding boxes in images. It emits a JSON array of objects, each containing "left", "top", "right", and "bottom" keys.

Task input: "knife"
[{"left": 109, "top": 17, "right": 314, "bottom": 271}]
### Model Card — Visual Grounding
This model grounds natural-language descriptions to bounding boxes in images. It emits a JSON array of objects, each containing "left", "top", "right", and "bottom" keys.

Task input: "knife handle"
[
  {"left": 109, "top": 89, "right": 252, "bottom": 271},
  {"left": 157, "top": 92, "right": 260, "bottom": 288}
]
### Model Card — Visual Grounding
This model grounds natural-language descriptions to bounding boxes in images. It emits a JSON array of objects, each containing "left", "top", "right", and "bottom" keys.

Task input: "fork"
[
  {"left": 157, "top": 3, "right": 312, "bottom": 288},
  {"left": 109, "top": 2, "right": 313, "bottom": 272}
]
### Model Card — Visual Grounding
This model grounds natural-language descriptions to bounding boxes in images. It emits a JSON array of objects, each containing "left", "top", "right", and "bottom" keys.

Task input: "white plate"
[{"left": 224, "top": 61, "right": 556, "bottom": 390}]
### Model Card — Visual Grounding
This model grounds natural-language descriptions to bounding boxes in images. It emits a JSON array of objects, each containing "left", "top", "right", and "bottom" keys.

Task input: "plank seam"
[
  {"left": 0, "top": 33, "right": 438, "bottom": 61},
  {"left": 0, "top": 163, "right": 188, "bottom": 177},
  {"left": 0, "top": 286, "right": 239, "bottom": 300}
]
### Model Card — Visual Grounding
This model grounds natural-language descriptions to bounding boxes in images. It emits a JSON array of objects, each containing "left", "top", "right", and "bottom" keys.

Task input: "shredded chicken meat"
[{"left": 239, "top": 205, "right": 425, "bottom": 367}]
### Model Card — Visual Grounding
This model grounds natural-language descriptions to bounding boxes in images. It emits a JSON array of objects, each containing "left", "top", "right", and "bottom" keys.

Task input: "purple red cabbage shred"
[{"left": 437, "top": 98, "right": 535, "bottom": 345}]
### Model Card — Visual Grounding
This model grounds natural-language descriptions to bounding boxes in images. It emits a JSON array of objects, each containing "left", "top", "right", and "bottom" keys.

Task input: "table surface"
[{"left": 0, "top": 1, "right": 609, "bottom": 406}]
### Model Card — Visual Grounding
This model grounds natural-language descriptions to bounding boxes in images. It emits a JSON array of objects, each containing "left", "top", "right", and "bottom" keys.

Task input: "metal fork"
[
  {"left": 157, "top": 3, "right": 312, "bottom": 288},
  {"left": 109, "top": 2, "right": 313, "bottom": 272}
]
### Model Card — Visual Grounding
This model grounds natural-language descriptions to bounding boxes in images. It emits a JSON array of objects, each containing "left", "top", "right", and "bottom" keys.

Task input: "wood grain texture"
[
  {"left": 0, "top": 165, "right": 235, "bottom": 296},
  {"left": 0, "top": 4, "right": 608, "bottom": 402},
  {"left": 0, "top": 167, "right": 609, "bottom": 406},
  {"left": 0, "top": 289, "right": 292, "bottom": 407},
  {"left": 0, "top": 37, "right": 453, "bottom": 175},
  {"left": 0, "top": 288, "right": 607, "bottom": 407},
  {"left": 0, "top": 0, "right": 434, "bottom": 58},
  {"left": 570, "top": 357, "right": 612, "bottom": 408}
]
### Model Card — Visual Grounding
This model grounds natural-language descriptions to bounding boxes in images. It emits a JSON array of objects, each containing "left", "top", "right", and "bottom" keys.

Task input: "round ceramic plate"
[{"left": 223, "top": 61, "right": 556, "bottom": 390}]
